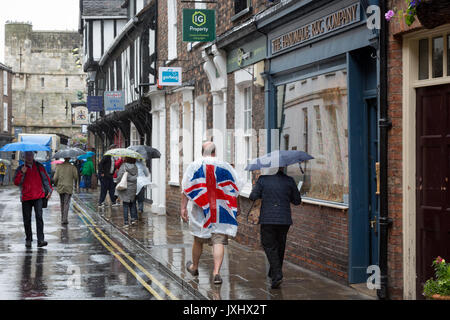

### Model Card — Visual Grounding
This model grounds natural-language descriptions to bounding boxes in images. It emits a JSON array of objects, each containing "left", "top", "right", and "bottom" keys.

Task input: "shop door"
[
  {"left": 416, "top": 84, "right": 450, "bottom": 299},
  {"left": 367, "top": 98, "right": 379, "bottom": 266}
]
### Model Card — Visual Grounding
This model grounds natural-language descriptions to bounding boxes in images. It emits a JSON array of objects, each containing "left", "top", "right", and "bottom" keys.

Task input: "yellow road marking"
[
  {"left": 75, "top": 212, "right": 164, "bottom": 300},
  {"left": 73, "top": 203, "right": 179, "bottom": 300}
]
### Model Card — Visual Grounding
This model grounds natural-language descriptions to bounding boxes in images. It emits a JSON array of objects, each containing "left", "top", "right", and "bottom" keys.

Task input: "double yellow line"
[{"left": 73, "top": 203, "right": 178, "bottom": 300}]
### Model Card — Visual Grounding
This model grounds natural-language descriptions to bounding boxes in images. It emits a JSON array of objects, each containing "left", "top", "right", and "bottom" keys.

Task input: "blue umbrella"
[
  {"left": 0, "top": 142, "right": 51, "bottom": 152},
  {"left": 245, "top": 150, "right": 314, "bottom": 171},
  {"left": 77, "top": 151, "right": 95, "bottom": 160}
]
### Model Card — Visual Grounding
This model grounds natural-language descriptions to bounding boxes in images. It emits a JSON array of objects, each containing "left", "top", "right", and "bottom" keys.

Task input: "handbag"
[{"left": 116, "top": 171, "right": 128, "bottom": 191}]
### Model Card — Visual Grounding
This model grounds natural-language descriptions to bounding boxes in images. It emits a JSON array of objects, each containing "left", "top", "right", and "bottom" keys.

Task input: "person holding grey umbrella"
[
  {"left": 246, "top": 150, "right": 311, "bottom": 289},
  {"left": 53, "top": 158, "right": 78, "bottom": 225}
]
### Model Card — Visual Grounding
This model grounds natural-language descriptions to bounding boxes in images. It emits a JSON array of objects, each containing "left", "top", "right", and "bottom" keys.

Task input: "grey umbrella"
[
  {"left": 244, "top": 150, "right": 314, "bottom": 171},
  {"left": 53, "top": 147, "right": 86, "bottom": 159},
  {"left": 127, "top": 145, "right": 161, "bottom": 160}
]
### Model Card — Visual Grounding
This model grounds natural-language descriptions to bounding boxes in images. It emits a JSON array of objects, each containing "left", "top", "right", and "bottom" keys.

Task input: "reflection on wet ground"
[
  {"left": 0, "top": 186, "right": 196, "bottom": 300},
  {"left": 74, "top": 190, "right": 375, "bottom": 300}
]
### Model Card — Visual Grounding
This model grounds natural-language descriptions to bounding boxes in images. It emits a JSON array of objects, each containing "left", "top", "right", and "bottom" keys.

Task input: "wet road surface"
[{"left": 0, "top": 186, "right": 196, "bottom": 300}]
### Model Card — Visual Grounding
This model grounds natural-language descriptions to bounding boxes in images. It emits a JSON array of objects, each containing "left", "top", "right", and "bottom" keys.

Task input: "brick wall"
[{"left": 385, "top": 0, "right": 425, "bottom": 300}]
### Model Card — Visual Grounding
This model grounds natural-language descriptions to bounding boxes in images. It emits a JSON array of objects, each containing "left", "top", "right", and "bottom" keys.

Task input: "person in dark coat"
[
  {"left": 249, "top": 167, "right": 301, "bottom": 289},
  {"left": 98, "top": 145, "right": 118, "bottom": 208}
]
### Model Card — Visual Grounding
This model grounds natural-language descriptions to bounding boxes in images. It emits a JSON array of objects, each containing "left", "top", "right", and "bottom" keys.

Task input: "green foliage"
[{"left": 423, "top": 257, "right": 450, "bottom": 298}]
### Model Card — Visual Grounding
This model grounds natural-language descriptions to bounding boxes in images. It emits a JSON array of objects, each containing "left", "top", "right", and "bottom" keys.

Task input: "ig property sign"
[{"left": 183, "top": 9, "right": 215, "bottom": 42}]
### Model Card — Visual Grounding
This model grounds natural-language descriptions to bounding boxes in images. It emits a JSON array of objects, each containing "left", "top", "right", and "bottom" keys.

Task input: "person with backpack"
[{"left": 14, "top": 151, "right": 53, "bottom": 248}]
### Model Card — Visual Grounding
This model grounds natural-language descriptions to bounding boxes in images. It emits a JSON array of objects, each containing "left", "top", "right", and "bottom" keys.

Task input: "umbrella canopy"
[
  {"left": 51, "top": 160, "right": 64, "bottom": 165},
  {"left": 104, "top": 148, "right": 144, "bottom": 160},
  {"left": 0, "top": 159, "right": 11, "bottom": 165},
  {"left": 127, "top": 145, "right": 161, "bottom": 160},
  {"left": 53, "top": 147, "right": 86, "bottom": 159},
  {"left": 77, "top": 151, "right": 95, "bottom": 160},
  {"left": 245, "top": 150, "right": 314, "bottom": 171},
  {"left": 0, "top": 142, "right": 51, "bottom": 152}
]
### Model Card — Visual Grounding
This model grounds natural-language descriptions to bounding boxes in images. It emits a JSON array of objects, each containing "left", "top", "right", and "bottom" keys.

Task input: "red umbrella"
[{"left": 51, "top": 160, "right": 64, "bottom": 165}]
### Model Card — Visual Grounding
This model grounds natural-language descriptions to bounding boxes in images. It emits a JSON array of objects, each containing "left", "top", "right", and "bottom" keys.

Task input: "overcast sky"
[{"left": 0, "top": 0, "right": 80, "bottom": 63}]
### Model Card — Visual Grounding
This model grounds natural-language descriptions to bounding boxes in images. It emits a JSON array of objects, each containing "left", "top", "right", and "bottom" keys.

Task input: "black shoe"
[
  {"left": 25, "top": 241, "right": 32, "bottom": 248},
  {"left": 37, "top": 241, "right": 48, "bottom": 247},
  {"left": 186, "top": 261, "right": 199, "bottom": 276},
  {"left": 271, "top": 277, "right": 283, "bottom": 289},
  {"left": 213, "top": 274, "right": 223, "bottom": 285}
]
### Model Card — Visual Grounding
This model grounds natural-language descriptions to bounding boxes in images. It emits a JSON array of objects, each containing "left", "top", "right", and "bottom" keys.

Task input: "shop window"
[
  {"left": 277, "top": 70, "right": 349, "bottom": 203},
  {"left": 419, "top": 39, "right": 429, "bottom": 80},
  {"left": 432, "top": 36, "right": 444, "bottom": 78},
  {"left": 130, "top": 123, "right": 140, "bottom": 146}
]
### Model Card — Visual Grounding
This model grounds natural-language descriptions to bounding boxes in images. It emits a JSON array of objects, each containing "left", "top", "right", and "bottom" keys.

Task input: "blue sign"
[
  {"left": 159, "top": 67, "right": 182, "bottom": 86},
  {"left": 104, "top": 91, "right": 125, "bottom": 111},
  {"left": 87, "top": 96, "right": 103, "bottom": 112}
]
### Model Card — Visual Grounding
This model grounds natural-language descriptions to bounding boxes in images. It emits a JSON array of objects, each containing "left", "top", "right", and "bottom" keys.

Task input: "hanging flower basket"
[{"left": 416, "top": 0, "right": 450, "bottom": 29}]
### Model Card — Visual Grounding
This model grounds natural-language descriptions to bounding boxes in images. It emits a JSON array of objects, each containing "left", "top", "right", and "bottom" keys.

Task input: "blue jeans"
[{"left": 123, "top": 201, "right": 137, "bottom": 224}]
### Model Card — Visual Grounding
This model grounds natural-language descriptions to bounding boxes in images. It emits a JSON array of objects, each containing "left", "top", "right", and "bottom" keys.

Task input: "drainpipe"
[{"left": 377, "top": 0, "right": 393, "bottom": 300}]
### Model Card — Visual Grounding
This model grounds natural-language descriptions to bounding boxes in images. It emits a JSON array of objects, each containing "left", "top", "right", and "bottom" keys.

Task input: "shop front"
[{"left": 260, "top": 0, "right": 380, "bottom": 285}]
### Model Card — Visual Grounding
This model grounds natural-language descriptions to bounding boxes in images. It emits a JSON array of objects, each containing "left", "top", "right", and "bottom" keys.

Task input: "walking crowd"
[{"left": 11, "top": 142, "right": 304, "bottom": 290}]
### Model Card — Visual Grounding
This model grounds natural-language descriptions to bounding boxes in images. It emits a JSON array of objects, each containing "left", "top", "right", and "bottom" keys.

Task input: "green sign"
[
  {"left": 227, "top": 36, "right": 267, "bottom": 73},
  {"left": 183, "top": 9, "right": 216, "bottom": 42}
]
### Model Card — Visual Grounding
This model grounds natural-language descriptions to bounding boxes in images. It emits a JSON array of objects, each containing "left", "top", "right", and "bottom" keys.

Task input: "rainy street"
[{"left": 0, "top": 186, "right": 196, "bottom": 300}]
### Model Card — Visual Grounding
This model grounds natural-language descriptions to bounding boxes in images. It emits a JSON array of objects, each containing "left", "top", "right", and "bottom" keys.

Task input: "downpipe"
[{"left": 377, "top": 0, "right": 393, "bottom": 300}]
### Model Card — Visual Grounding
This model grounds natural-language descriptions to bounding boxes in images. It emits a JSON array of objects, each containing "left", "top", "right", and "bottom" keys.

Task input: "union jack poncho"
[{"left": 182, "top": 157, "right": 243, "bottom": 238}]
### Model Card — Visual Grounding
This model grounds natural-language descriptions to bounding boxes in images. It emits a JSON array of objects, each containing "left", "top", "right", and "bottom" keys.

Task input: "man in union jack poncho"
[{"left": 181, "top": 142, "right": 243, "bottom": 285}]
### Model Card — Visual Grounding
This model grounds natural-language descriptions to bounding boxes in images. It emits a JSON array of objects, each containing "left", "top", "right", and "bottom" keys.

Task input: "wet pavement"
[
  {"left": 0, "top": 186, "right": 196, "bottom": 300},
  {"left": 73, "top": 190, "right": 375, "bottom": 300}
]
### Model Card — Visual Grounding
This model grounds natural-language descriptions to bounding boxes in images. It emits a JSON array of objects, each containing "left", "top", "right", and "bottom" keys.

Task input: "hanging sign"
[
  {"left": 73, "top": 106, "right": 89, "bottom": 125},
  {"left": 87, "top": 95, "right": 103, "bottom": 112},
  {"left": 104, "top": 91, "right": 125, "bottom": 111},
  {"left": 159, "top": 67, "right": 182, "bottom": 86},
  {"left": 183, "top": 9, "right": 216, "bottom": 42}
]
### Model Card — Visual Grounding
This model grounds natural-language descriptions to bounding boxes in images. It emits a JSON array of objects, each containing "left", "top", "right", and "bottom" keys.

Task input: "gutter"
[{"left": 377, "top": 0, "right": 393, "bottom": 300}]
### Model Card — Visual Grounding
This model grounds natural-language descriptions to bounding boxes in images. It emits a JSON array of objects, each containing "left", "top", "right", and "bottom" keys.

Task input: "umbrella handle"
[{"left": 299, "top": 163, "right": 304, "bottom": 175}]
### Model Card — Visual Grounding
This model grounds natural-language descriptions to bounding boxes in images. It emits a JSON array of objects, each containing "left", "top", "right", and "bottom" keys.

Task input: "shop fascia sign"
[
  {"left": 104, "top": 91, "right": 125, "bottom": 112},
  {"left": 183, "top": 9, "right": 216, "bottom": 42},
  {"left": 271, "top": 2, "right": 360, "bottom": 55},
  {"left": 159, "top": 67, "right": 182, "bottom": 86}
]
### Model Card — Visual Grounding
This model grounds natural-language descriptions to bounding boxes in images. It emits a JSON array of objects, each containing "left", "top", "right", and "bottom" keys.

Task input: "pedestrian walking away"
[
  {"left": 13, "top": 151, "right": 53, "bottom": 248},
  {"left": 115, "top": 157, "right": 138, "bottom": 227},
  {"left": 53, "top": 158, "right": 78, "bottom": 225},
  {"left": 249, "top": 167, "right": 302, "bottom": 289},
  {"left": 181, "top": 142, "right": 242, "bottom": 285},
  {"left": 136, "top": 158, "right": 152, "bottom": 217},
  {"left": 0, "top": 161, "right": 6, "bottom": 186},
  {"left": 98, "top": 145, "right": 118, "bottom": 208},
  {"left": 81, "top": 156, "right": 95, "bottom": 191}
]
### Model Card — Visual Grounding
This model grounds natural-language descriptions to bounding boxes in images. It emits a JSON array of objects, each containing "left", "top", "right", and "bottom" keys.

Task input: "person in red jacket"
[{"left": 14, "top": 151, "right": 53, "bottom": 248}]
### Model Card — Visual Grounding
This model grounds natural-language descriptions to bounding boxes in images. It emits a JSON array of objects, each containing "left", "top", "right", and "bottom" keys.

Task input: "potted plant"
[
  {"left": 423, "top": 256, "right": 450, "bottom": 300},
  {"left": 385, "top": 0, "right": 450, "bottom": 29}
]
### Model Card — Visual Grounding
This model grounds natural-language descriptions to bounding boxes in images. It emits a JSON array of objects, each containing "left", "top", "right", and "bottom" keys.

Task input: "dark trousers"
[
  {"left": 22, "top": 198, "right": 45, "bottom": 242},
  {"left": 137, "top": 188, "right": 145, "bottom": 212},
  {"left": 99, "top": 176, "right": 117, "bottom": 204},
  {"left": 260, "top": 224, "right": 290, "bottom": 280},
  {"left": 123, "top": 201, "right": 138, "bottom": 224}
]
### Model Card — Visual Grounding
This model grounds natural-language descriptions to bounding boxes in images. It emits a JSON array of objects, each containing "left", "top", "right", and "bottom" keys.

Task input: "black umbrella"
[
  {"left": 244, "top": 150, "right": 314, "bottom": 171},
  {"left": 53, "top": 147, "right": 86, "bottom": 159},
  {"left": 127, "top": 145, "right": 161, "bottom": 160}
]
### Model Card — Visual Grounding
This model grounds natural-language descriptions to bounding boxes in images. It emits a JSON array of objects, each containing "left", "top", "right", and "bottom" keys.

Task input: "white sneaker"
[{"left": 112, "top": 202, "right": 121, "bottom": 207}]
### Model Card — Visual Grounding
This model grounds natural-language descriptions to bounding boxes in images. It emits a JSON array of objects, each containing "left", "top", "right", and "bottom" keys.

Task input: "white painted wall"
[{"left": 93, "top": 20, "right": 102, "bottom": 60}]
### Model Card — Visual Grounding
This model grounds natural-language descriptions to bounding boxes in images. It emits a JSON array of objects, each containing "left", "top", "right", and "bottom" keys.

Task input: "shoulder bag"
[{"left": 116, "top": 171, "right": 128, "bottom": 191}]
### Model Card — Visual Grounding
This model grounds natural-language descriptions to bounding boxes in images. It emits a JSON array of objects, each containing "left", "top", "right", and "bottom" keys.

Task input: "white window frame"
[
  {"left": 167, "top": 0, "right": 177, "bottom": 61},
  {"left": 3, "top": 103, "right": 8, "bottom": 132},
  {"left": 130, "top": 122, "right": 140, "bottom": 146},
  {"left": 169, "top": 104, "right": 180, "bottom": 185},
  {"left": 3, "top": 71, "right": 7, "bottom": 96}
]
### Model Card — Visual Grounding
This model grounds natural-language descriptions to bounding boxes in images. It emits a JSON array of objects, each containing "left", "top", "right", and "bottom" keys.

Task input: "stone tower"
[{"left": 4, "top": 22, "right": 87, "bottom": 142}]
